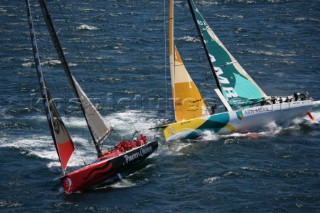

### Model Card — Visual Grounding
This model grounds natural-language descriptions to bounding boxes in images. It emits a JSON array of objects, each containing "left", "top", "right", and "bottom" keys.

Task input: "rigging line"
[
  {"left": 39, "top": 0, "right": 104, "bottom": 156},
  {"left": 163, "top": 0, "right": 168, "bottom": 118},
  {"left": 108, "top": 115, "right": 139, "bottom": 142},
  {"left": 99, "top": 128, "right": 119, "bottom": 151},
  {"left": 112, "top": 129, "right": 124, "bottom": 141},
  {"left": 127, "top": 116, "right": 138, "bottom": 133}
]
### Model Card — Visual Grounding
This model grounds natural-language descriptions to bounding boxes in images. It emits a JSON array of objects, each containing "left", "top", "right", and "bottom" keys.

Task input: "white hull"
[
  {"left": 164, "top": 100, "right": 315, "bottom": 141},
  {"left": 229, "top": 100, "right": 313, "bottom": 133}
]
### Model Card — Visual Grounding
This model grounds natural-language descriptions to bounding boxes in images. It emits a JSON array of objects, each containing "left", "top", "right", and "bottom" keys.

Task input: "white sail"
[{"left": 72, "top": 76, "right": 113, "bottom": 144}]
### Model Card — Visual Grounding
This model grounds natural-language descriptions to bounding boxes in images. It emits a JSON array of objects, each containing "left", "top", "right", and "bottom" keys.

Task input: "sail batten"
[
  {"left": 26, "top": 0, "right": 74, "bottom": 174},
  {"left": 188, "top": 0, "right": 267, "bottom": 107}
]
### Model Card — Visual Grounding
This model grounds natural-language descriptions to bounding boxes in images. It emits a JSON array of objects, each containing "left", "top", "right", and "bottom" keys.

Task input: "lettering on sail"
[{"left": 210, "top": 54, "right": 238, "bottom": 98}]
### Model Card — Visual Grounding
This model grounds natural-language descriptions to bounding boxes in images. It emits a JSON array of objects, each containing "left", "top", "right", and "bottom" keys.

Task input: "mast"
[
  {"left": 187, "top": 0, "right": 222, "bottom": 92},
  {"left": 169, "top": 0, "right": 176, "bottom": 113},
  {"left": 38, "top": 0, "right": 102, "bottom": 156},
  {"left": 168, "top": 0, "right": 209, "bottom": 121},
  {"left": 26, "top": 0, "right": 74, "bottom": 174}
]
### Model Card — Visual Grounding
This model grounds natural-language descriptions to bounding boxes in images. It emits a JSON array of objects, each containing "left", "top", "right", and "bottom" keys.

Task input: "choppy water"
[{"left": 1, "top": 0, "right": 320, "bottom": 212}]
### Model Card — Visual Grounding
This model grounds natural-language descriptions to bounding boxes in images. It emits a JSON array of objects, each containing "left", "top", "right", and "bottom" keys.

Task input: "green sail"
[{"left": 189, "top": 0, "right": 267, "bottom": 107}]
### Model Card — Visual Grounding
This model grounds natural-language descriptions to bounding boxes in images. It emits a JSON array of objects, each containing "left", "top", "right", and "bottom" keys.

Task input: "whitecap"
[
  {"left": 22, "top": 62, "right": 33, "bottom": 67},
  {"left": 248, "top": 49, "right": 296, "bottom": 57},
  {"left": 203, "top": 176, "right": 221, "bottom": 184},
  {"left": 61, "top": 116, "right": 87, "bottom": 128},
  {"left": 176, "top": 36, "right": 200, "bottom": 43},
  {"left": 22, "top": 59, "right": 74, "bottom": 68},
  {"left": 106, "top": 110, "right": 166, "bottom": 139},
  {"left": 160, "top": 142, "right": 190, "bottom": 156},
  {"left": 215, "top": 14, "right": 243, "bottom": 20},
  {"left": 76, "top": 24, "right": 98, "bottom": 31},
  {"left": 201, "top": 130, "right": 221, "bottom": 141},
  {"left": 203, "top": 171, "right": 236, "bottom": 184},
  {"left": 294, "top": 17, "right": 320, "bottom": 23},
  {"left": 110, "top": 178, "right": 137, "bottom": 188}
]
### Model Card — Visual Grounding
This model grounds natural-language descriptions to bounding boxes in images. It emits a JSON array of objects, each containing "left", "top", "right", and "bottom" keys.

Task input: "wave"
[
  {"left": 247, "top": 49, "right": 296, "bottom": 57},
  {"left": 176, "top": 36, "right": 200, "bottom": 43},
  {"left": 196, "top": 0, "right": 260, "bottom": 6},
  {"left": 106, "top": 110, "right": 166, "bottom": 138},
  {"left": 40, "top": 59, "right": 61, "bottom": 67},
  {"left": 240, "top": 166, "right": 269, "bottom": 173},
  {"left": 110, "top": 178, "right": 137, "bottom": 188},
  {"left": 0, "top": 7, "right": 7, "bottom": 14},
  {"left": 0, "top": 109, "right": 164, "bottom": 165},
  {"left": 96, "top": 77, "right": 123, "bottom": 84},
  {"left": 216, "top": 14, "right": 243, "bottom": 20},
  {"left": 194, "top": 110, "right": 320, "bottom": 143},
  {"left": 201, "top": 130, "right": 221, "bottom": 141},
  {"left": 0, "top": 107, "right": 13, "bottom": 119},
  {"left": 108, "top": 13, "right": 122, "bottom": 17},
  {"left": 21, "top": 62, "right": 33, "bottom": 68},
  {"left": 0, "top": 130, "right": 95, "bottom": 166},
  {"left": 78, "top": 8, "right": 107, "bottom": 13},
  {"left": 293, "top": 17, "right": 320, "bottom": 23},
  {"left": 61, "top": 116, "right": 87, "bottom": 128},
  {"left": 22, "top": 59, "right": 77, "bottom": 68},
  {"left": 76, "top": 24, "right": 98, "bottom": 31},
  {"left": 203, "top": 171, "right": 236, "bottom": 184},
  {"left": 0, "top": 135, "right": 56, "bottom": 159},
  {"left": 160, "top": 142, "right": 191, "bottom": 157},
  {"left": 199, "top": 124, "right": 281, "bottom": 143},
  {"left": 1, "top": 56, "right": 14, "bottom": 63}
]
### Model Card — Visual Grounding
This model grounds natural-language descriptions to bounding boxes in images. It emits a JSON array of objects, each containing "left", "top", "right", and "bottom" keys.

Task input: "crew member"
[{"left": 210, "top": 104, "right": 217, "bottom": 115}]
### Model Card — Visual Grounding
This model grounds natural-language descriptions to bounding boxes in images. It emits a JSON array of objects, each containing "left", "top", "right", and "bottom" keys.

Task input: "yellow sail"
[
  {"left": 169, "top": 0, "right": 208, "bottom": 122},
  {"left": 172, "top": 48, "right": 209, "bottom": 121}
]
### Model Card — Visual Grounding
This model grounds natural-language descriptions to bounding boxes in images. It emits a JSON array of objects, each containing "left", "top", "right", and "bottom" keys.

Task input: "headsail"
[
  {"left": 169, "top": 0, "right": 209, "bottom": 122},
  {"left": 188, "top": 0, "right": 268, "bottom": 107},
  {"left": 72, "top": 76, "right": 113, "bottom": 145},
  {"left": 26, "top": 0, "right": 74, "bottom": 173},
  {"left": 39, "top": 0, "right": 112, "bottom": 156}
]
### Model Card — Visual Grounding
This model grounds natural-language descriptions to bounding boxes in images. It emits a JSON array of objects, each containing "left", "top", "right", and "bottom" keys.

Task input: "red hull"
[{"left": 61, "top": 141, "right": 158, "bottom": 194}]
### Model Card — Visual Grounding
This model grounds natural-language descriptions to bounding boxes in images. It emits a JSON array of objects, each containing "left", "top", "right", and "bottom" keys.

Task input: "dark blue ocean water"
[{"left": 1, "top": 0, "right": 320, "bottom": 212}]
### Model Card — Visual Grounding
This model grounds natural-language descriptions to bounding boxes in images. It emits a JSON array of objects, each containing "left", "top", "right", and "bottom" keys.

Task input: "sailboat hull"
[
  {"left": 164, "top": 100, "right": 314, "bottom": 141},
  {"left": 61, "top": 141, "right": 158, "bottom": 194}
]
